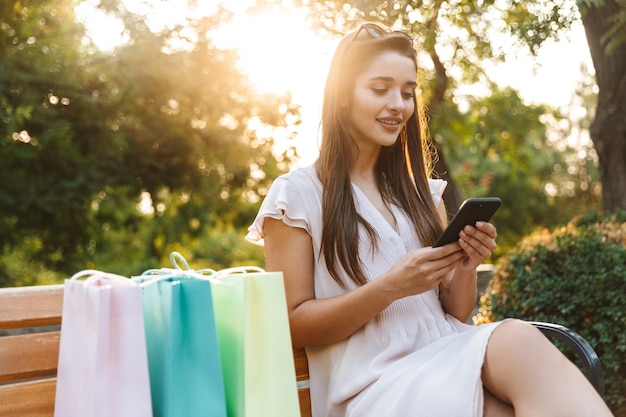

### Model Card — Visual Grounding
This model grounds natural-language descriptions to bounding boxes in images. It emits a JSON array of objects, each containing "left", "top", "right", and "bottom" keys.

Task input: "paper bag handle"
[
  {"left": 133, "top": 252, "right": 221, "bottom": 286},
  {"left": 213, "top": 266, "right": 267, "bottom": 282},
  {"left": 69, "top": 269, "right": 134, "bottom": 286},
  {"left": 215, "top": 266, "right": 266, "bottom": 276}
]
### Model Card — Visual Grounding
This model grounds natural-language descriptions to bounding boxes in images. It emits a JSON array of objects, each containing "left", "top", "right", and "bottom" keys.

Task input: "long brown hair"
[{"left": 316, "top": 23, "right": 444, "bottom": 288}]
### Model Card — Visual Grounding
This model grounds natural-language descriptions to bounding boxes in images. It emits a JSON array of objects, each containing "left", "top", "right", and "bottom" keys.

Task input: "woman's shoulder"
[
  {"left": 259, "top": 165, "right": 322, "bottom": 215},
  {"left": 273, "top": 165, "right": 321, "bottom": 194},
  {"left": 245, "top": 166, "right": 320, "bottom": 245},
  {"left": 280, "top": 165, "right": 319, "bottom": 183}
]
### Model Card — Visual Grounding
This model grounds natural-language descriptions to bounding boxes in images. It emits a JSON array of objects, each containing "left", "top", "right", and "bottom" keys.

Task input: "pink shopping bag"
[{"left": 54, "top": 270, "right": 152, "bottom": 417}]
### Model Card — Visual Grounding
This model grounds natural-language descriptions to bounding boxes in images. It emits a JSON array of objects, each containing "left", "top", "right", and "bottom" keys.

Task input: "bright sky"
[
  {"left": 488, "top": 25, "right": 593, "bottom": 107},
  {"left": 210, "top": 7, "right": 338, "bottom": 166},
  {"left": 76, "top": 0, "right": 594, "bottom": 167}
]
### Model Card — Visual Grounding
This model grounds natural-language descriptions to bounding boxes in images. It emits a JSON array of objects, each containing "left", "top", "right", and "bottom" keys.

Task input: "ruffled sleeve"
[
  {"left": 428, "top": 179, "right": 447, "bottom": 207},
  {"left": 245, "top": 170, "right": 316, "bottom": 246}
]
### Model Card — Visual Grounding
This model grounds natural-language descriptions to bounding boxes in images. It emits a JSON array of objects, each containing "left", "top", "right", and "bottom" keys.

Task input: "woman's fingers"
[{"left": 458, "top": 222, "right": 497, "bottom": 265}]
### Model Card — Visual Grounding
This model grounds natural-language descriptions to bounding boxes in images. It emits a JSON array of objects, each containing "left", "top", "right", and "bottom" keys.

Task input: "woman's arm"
[
  {"left": 439, "top": 267, "right": 478, "bottom": 323},
  {"left": 263, "top": 217, "right": 395, "bottom": 347},
  {"left": 263, "top": 217, "right": 466, "bottom": 348}
]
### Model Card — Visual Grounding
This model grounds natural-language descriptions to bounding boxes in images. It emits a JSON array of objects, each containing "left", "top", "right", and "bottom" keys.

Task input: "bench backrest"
[
  {"left": 0, "top": 285, "right": 63, "bottom": 417},
  {"left": 0, "top": 285, "right": 313, "bottom": 417}
]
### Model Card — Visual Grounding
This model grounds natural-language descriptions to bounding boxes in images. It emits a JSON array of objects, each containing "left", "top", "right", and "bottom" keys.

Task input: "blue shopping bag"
[{"left": 134, "top": 254, "right": 226, "bottom": 417}]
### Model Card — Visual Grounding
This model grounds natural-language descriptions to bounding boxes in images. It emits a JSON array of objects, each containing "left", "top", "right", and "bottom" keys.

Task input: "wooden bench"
[
  {"left": 0, "top": 285, "right": 63, "bottom": 417},
  {"left": 0, "top": 285, "right": 604, "bottom": 417}
]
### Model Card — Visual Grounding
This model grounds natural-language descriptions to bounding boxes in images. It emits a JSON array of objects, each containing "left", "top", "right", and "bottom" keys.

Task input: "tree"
[
  {"left": 296, "top": 0, "right": 625, "bottom": 212},
  {"left": 0, "top": 0, "right": 97, "bottom": 270},
  {"left": 0, "top": 0, "right": 297, "bottom": 279},
  {"left": 435, "top": 76, "right": 603, "bottom": 253},
  {"left": 577, "top": 0, "right": 626, "bottom": 211}
]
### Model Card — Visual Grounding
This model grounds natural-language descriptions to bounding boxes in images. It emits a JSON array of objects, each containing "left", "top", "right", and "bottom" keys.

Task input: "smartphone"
[{"left": 432, "top": 197, "right": 501, "bottom": 247}]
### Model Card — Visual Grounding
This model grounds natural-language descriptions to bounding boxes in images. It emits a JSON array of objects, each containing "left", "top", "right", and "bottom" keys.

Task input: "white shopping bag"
[{"left": 54, "top": 270, "right": 152, "bottom": 417}]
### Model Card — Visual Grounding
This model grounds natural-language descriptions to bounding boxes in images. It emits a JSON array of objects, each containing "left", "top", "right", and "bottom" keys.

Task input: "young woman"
[{"left": 246, "top": 22, "right": 613, "bottom": 417}]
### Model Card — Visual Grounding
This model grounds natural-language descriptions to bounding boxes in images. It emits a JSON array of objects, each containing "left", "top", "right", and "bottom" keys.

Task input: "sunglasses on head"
[{"left": 350, "top": 23, "right": 414, "bottom": 46}]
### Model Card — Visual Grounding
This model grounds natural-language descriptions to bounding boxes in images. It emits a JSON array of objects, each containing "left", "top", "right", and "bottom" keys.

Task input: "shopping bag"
[
  {"left": 211, "top": 267, "right": 301, "bottom": 417},
  {"left": 133, "top": 253, "right": 227, "bottom": 417},
  {"left": 54, "top": 270, "right": 152, "bottom": 417}
]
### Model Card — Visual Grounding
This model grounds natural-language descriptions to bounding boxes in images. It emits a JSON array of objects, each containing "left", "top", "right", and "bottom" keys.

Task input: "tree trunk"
[{"left": 580, "top": 0, "right": 626, "bottom": 212}]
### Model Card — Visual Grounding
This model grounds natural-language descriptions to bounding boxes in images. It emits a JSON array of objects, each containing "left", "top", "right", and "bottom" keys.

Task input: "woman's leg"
[
  {"left": 482, "top": 320, "right": 613, "bottom": 417},
  {"left": 484, "top": 388, "right": 514, "bottom": 417}
]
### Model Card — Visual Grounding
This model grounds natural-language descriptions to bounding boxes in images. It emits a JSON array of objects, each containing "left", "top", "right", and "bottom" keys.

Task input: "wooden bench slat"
[
  {"left": 293, "top": 347, "right": 312, "bottom": 417},
  {"left": 0, "top": 378, "right": 56, "bottom": 417},
  {"left": 0, "top": 331, "right": 60, "bottom": 383},
  {"left": 298, "top": 385, "right": 312, "bottom": 417},
  {"left": 293, "top": 347, "right": 309, "bottom": 380},
  {"left": 0, "top": 285, "right": 64, "bottom": 330}
]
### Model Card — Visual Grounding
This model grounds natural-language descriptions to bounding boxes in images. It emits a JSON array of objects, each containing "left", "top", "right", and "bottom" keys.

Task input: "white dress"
[{"left": 246, "top": 166, "right": 503, "bottom": 417}]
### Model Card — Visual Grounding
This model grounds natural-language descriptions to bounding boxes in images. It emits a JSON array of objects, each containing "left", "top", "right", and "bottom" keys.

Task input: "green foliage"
[
  {"left": 0, "top": 0, "right": 616, "bottom": 286},
  {"left": 476, "top": 211, "right": 626, "bottom": 414},
  {"left": 0, "top": 0, "right": 97, "bottom": 270},
  {"left": 431, "top": 86, "right": 601, "bottom": 255},
  {"left": 0, "top": 0, "right": 295, "bottom": 281},
  {"left": 0, "top": 237, "right": 65, "bottom": 287},
  {"left": 81, "top": 224, "right": 266, "bottom": 279},
  {"left": 504, "top": 0, "right": 582, "bottom": 54},
  {"left": 171, "top": 227, "right": 266, "bottom": 272}
]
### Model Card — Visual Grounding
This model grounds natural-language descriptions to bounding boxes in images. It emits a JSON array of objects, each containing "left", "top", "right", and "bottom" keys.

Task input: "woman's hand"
[
  {"left": 436, "top": 222, "right": 497, "bottom": 322},
  {"left": 456, "top": 221, "right": 497, "bottom": 272},
  {"left": 380, "top": 244, "right": 467, "bottom": 299}
]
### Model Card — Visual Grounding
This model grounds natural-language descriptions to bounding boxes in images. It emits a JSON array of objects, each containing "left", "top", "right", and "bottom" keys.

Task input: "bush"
[
  {"left": 0, "top": 237, "right": 65, "bottom": 287},
  {"left": 475, "top": 211, "right": 626, "bottom": 415}
]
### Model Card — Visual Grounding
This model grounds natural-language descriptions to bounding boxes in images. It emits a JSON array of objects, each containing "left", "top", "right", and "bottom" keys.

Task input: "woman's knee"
[
  {"left": 491, "top": 319, "right": 550, "bottom": 351},
  {"left": 482, "top": 320, "right": 556, "bottom": 399},
  {"left": 483, "top": 320, "right": 613, "bottom": 416}
]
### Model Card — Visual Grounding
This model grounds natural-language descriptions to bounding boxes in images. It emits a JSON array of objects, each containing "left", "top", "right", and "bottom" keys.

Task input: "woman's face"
[{"left": 348, "top": 50, "right": 416, "bottom": 151}]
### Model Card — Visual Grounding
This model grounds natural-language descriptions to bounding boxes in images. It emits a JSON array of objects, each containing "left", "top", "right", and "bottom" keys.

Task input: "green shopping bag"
[
  {"left": 211, "top": 268, "right": 301, "bottom": 417},
  {"left": 133, "top": 254, "right": 226, "bottom": 417}
]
